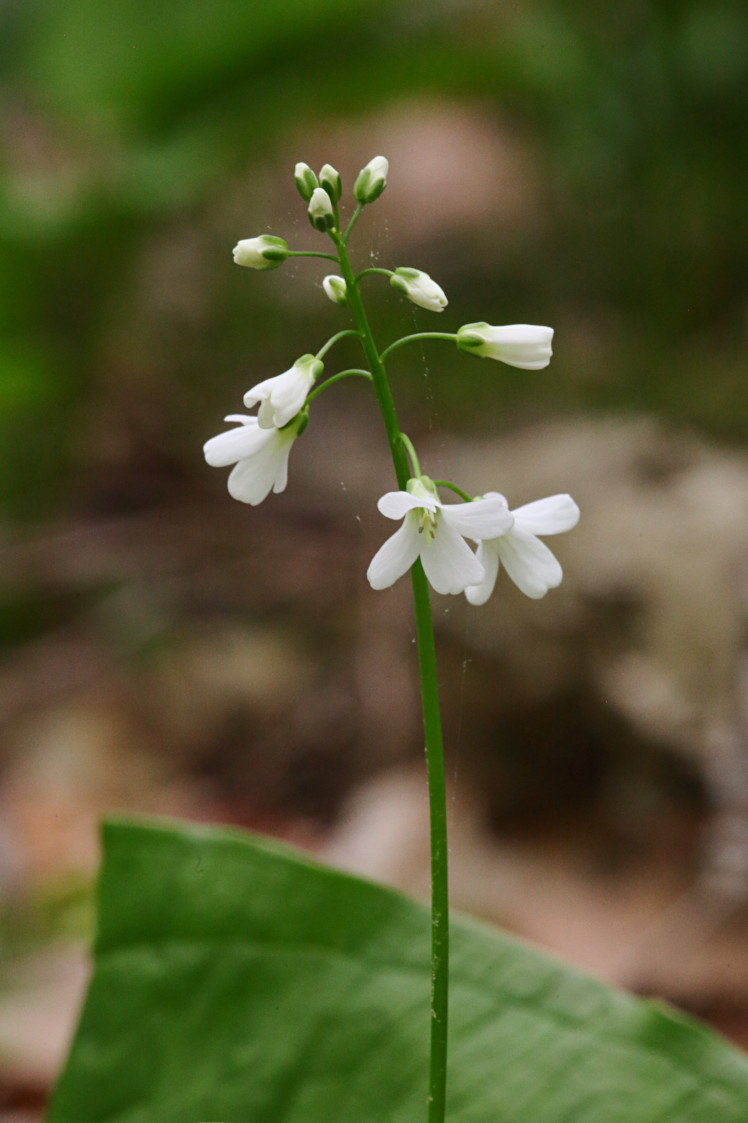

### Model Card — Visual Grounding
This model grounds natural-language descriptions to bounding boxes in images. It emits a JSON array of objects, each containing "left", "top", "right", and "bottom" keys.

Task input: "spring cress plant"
[{"left": 204, "top": 156, "right": 579, "bottom": 1123}]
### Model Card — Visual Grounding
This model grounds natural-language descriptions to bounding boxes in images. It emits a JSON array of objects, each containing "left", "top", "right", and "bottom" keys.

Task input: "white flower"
[
  {"left": 390, "top": 267, "right": 447, "bottom": 312},
  {"left": 243, "top": 354, "right": 322, "bottom": 429},
  {"left": 232, "top": 235, "right": 288, "bottom": 270},
  {"left": 203, "top": 413, "right": 304, "bottom": 506},
  {"left": 456, "top": 323, "right": 554, "bottom": 369},
  {"left": 367, "top": 477, "right": 513, "bottom": 596},
  {"left": 353, "top": 156, "right": 389, "bottom": 204},
  {"left": 308, "top": 187, "right": 335, "bottom": 231},
  {"left": 465, "top": 492, "right": 580, "bottom": 604},
  {"left": 322, "top": 275, "right": 348, "bottom": 304}
]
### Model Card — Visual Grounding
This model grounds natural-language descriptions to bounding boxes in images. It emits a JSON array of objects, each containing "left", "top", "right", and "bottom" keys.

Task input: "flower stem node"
[
  {"left": 323, "top": 275, "right": 348, "bottom": 305},
  {"left": 465, "top": 492, "right": 580, "bottom": 603},
  {"left": 232, "top": 235, "right": 289, "bottom": 270},
  {"left": 203, "top": 411, "right": 305, "bottom": 506},
  {"left": 353, "top": 156, "right": 389, "bottom": 204},
  {"left": 456, "top": 323, "right": 554, "bottom": 369},
  {"left": 390, "top": 268, "right": 448, "bottom": 313},
  {"left": 294, "top": 162, "right": 319, "bottom": 201},
  {"left": 308, "top": 187, "right": 336, "bottom": 232},
  {"left": 319, "top": 163, "right": 342, "bottom": 203},
  {"left": 367, "top": 476, "right": 513, "bottom": 596},
  {"left": 243, "top": 354, "right": 323, "bottom": 429}
]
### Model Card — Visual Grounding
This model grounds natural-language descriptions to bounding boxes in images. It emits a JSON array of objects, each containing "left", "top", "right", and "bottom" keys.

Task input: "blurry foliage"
[{"left": 0, "top": 0, "right": 746, "bottom": 521}]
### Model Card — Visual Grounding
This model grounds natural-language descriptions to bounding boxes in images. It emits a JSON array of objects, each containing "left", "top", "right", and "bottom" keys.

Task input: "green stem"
[
  {"left": 332, "top": 233, "right": 409, "bottom": 487},
  {"left": 379, "top": 332, "right": 457, "bottom": 366},
  {"left": 411, "top": 561, "right": 449, "bottom": 1123},
  {"left": 316, "top": 329, "right": 361, "bottom": 361},
  {"left": 355, "top": 266, "right": 394, "bottom": 284},
  {"left": 433, "top": 480, "right": 473, "bottom": 503},
  {"left": 343, "top": 202, "right": 364, "bottom": 244},
  {"left": 398, "top": 432, "right": 422, "bottom": 478},
  {"left": 286, "top": 250, "right": 341, "bottom": 263},
  {"left": 306, "top": 369, "right": 372, "bottom": 403},
  {"left": 333, "top": 231, "right": 449, "bottom": 1123}
]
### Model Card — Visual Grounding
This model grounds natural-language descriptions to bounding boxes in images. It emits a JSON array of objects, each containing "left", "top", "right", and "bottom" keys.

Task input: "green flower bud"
[
  {"left": 232, "top": 235, "right": 289, "bottom": 270},
  {"left": 308, "top": 186, "right": 335, "bottom": 232},
  {"left": 294, "top": 162, "right": 319, "bottom": 202},
  {"left": 390, "top": 267, "right": 447, "bottom": 312},
  {"left": 353, "top": 155, "right": 389, "bottom": 204},
  {"left": 319, "top": 163, "right": 342, "bottom": 203},
  {"left": 323, "top": 275, "right": 348, "bottom": 304}
]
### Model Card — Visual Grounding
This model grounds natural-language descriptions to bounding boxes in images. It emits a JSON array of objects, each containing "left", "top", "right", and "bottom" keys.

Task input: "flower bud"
[
  {"left": 308, "top": 186, "right": 336, "bottom": 232},
  {"left": 323, "top": 275, "right": 348, "bottom": 304},
  {"left": 232, "top": 235, "right": 289, "bottom": 270},
  {"left": 390, "top": 267, "right": 447, "bottom": 312},
  {"left": 319, "top": 163, "right": 342, "bottom": 203},
  {"left": 456, "top": 323, "right": 554, "bottom": 369},
  {"left": 294, "top": 162, "right": 318, "bottom": 202},
  {"left": 353, "top": 155, "right": 389, "bottom": 204}
]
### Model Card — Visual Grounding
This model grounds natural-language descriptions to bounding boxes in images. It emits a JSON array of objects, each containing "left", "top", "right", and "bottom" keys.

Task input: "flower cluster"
[
  {"left": 205, "top": 155, "right": 579, "bottom": 598},
  {"left": 203, "top": 355, "right": 320, "bottom": 505},
  {"left": 367, "top": 477, "right": 579, "bottom": 602}
]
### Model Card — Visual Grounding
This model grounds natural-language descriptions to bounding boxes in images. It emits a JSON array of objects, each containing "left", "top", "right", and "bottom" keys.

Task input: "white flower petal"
[
  {"left": 244, "top": 362, "right": 316, "bottom": 429},
  {"left": 441, "top": 495, "right": 513, "bottom": 540},
  {"left": 465, "top": 541, "right": 501, "bottom": 606},
  {"left": 511, "top": 494, "right": 580, "bottom": 536},
  {"left": 420, "top": 519, "right": 485, "bottom": 595},
  {"left": 367, "top": 516, "right": 421, "bottom": 589},
  {"left": 226, "top": 430, "right": 292, "bottom": 505},
  {"left": 203, "top": 418, "right": 267, "bottom": 467},
  {"left": 377, "top": 491, "right": 437, "bottom": 519},
  {"left": 495, "top": 527, "right": 563, "bottom": 598},
  {"left": 257, "top": 398, "right": 276, "bottom": 429}
]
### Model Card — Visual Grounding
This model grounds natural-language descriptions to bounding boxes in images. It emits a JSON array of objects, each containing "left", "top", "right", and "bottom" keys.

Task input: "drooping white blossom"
[
  {"left": 465, "top": 492, "right": 580, "bottom": 604},
  {"left": 456, "top": 323, "right": 554, "bottom": 369},
  {"left": 323, "top": 275, "right": 348, "bottom": 304},
  {"left": 232, "top": 235, "right": 289, "bottom": 270},
  {"left": 390, "top": 267, "right": 448, "bottom": 312},
  {"left": 367, "top": 477, "right": 513, "bottom": 596},
  {"left": 243, "top": 354, "right": 322, "bottom": 429},
  {"left": 203, "top": 413, "right": 305, "bottom": 506},
  {"left": 353, "top": 156, "right": 389, "bottom": 204}
]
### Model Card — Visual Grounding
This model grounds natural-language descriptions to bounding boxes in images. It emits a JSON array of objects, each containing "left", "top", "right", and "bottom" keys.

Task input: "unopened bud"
[
  {"left": 323, "top": 275, "right": 348, "bottom": 304},
  {"left": 390, "top": 267, "right": 447, "bottom": 312},
  {"left": 232, "top": 235, "right": 289, "bottom": 270},
  {"left": 353, "top": 156, "right": 389, "bottom": 204},
  {"left": 294, "top": 162, "right": 319, "bottom": 202},
  {"left": 319, "top": 164, "right": 342, "bottom": 203},
  {"left": 308, "top": 186, "right": 335, "bottom": 232}
]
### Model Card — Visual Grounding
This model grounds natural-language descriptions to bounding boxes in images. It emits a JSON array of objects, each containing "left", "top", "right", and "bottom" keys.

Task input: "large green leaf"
[{"left": 49, "top": 820, "right": 748, "bottom": 1122}]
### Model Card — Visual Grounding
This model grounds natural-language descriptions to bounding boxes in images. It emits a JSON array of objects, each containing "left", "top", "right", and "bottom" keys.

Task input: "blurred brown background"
[{"left": 1, "top": 0, "right": 748, "bottom": 1116}]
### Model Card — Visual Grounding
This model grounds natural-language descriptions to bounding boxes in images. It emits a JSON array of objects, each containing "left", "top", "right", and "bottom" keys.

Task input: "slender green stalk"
[
  {"left": 433, "top": 480, "right": 473, "bottom": 503},
  {"left": 398, "top": 432, "right": 422, "bottom": 478},
  {"left": 315, "top": 328, "right": 361, "bottom": 361},
  {"left": 306, "top": 369, "right": 372, "bottom": 403},
  {"left": 286, "top": 250, "right": 341, "bottom": 263},
  {"left": 355, "top": 266, "right": 394, "bottom": 284},
  {"left": 332, "top": 229, "right": 450, "bottom": 1123},
  {"left": 379, "top": 332, "right": 457, "bottom": 365},
  {"left": 343, "top": 202, "right": 364, "bottom": 244}
]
